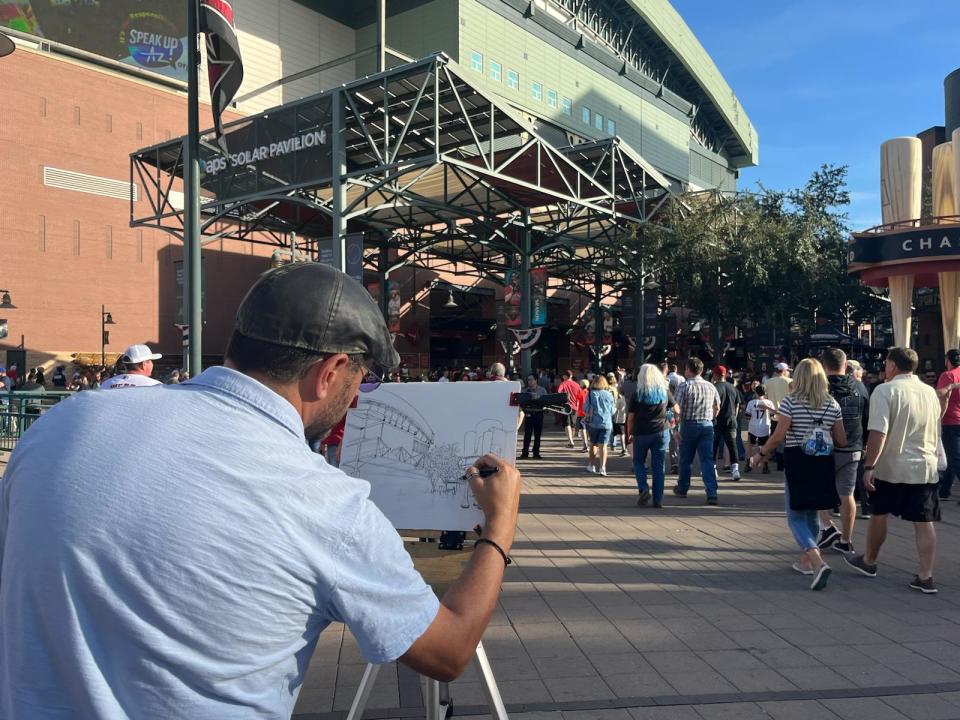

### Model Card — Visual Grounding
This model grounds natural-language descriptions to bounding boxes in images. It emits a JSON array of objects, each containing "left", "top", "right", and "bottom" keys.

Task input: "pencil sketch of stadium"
[{"left": 341, "top": 390, "right": 508, "bottom": 508}]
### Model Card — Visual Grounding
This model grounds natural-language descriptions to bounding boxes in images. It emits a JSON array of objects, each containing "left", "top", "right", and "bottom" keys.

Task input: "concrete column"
[
  {"left": 934, "top": 142, "right": 960, "bottom": 352},
  {"left": 880, "top": 137, "right": 922, "bottom": 347}
]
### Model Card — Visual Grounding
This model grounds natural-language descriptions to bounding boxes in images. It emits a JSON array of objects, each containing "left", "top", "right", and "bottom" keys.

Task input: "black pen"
[{"left": 462, "top": 466, "right": 499, "bottom": 480}]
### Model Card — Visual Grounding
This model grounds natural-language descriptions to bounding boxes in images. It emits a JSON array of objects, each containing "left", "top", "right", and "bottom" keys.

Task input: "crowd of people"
[
  {"left": 0, "top": 356, "right": 189, "bottom": 394},
  {"left": 3, "top": 342, "right": 949, "bottom": 598},
  {"left": 503, "top": 348, "right": 945, "bottom": 594}
]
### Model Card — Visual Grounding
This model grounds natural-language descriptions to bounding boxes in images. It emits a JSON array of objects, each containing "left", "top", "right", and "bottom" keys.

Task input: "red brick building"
[{"left": 0, "top": 45, "right": 270, "bottom": 372}]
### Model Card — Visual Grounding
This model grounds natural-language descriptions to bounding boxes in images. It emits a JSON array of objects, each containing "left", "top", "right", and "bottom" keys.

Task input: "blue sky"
[{"left": 670, "top": 0, "right": 960, "bottom": 230}]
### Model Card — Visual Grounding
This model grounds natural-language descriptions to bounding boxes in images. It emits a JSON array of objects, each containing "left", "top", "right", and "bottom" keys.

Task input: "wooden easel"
[{"left": 346, "top": 531, "right": 509, "bottom": 720}]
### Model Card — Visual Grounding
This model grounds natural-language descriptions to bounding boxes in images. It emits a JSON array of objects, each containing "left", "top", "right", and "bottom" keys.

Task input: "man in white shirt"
[
  {"left": 845, "top": 347, "right": 941, "bottom": 593},
  {"left": 100, "top": 345, "right": 163, "bottom": 389}
]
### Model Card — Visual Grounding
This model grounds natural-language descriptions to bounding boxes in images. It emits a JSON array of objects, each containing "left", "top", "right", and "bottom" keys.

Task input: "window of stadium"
[
  {"left": 532, "top": 82, "right": 543, "bottom": 102},
  {"left": 507, "top": 69, "right": 519, "bottom": 90},
  {"left": 547, "top": 89, "right": 557, "bottom": 108},
  {"left": 471, "top": 51, "right": 483, "bottom": 73},
  {"left": 594, "top": 112, "right": 604, "bottom": 131},
  {"left": 561, "top": 97, "right": 572, "bottom": 115},
  {"left": 607, "top": 118, "right": 616, "bottom": 136},
  {"left": 489, "top": 60, "right": 502, "bottom": 82},
  {"left": 581, "top": 106, "right": 590, "bottom": 124}
]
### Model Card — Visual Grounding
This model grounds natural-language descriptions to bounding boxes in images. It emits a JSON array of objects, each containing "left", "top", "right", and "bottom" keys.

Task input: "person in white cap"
[
  {"left": 765, "top": 362, "right": 792, "bottom": 470},
  {"left": 100, "top": 344, "right": 163, "bottom": 389}
]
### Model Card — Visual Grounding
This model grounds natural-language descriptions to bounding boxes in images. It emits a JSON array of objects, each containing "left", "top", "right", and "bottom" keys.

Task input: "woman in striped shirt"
[{"left": 751, "top": 359, "right": 846, "bottom": 590}]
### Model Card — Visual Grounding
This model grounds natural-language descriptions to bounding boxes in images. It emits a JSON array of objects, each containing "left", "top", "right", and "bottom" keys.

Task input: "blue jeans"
[
  {"left": 784, "top": 482, "right": 820, "bottom": 551},
  {"left": 678, "top": 421, "right": 718, "bottom": 498},
  {"left": 633, "top": 429, "right": 670, "bottom": 505},
  {"left": 940, "top": 425, "right": 960, "bottom": 497}
]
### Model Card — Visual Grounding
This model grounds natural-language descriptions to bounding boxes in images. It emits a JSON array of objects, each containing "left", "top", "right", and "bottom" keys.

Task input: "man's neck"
[{"left": 889, "top": 370, "right": 913, "bottom": 380}]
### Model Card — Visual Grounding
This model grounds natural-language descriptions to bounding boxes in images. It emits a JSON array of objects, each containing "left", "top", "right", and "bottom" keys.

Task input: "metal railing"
[{"left": 0, "top": 391, "right": 75, "bottom": 453}]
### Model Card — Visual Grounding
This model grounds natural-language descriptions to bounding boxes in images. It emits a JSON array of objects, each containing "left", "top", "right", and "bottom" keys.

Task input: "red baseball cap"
[{"left": 713, "top": 365, "right": 727, "bottom": 376}]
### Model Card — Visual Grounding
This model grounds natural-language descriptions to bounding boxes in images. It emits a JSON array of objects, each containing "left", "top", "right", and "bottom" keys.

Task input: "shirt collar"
[
  {"left": 184, "top": 366, "right": 305, "bottom": 439},
  {"left": 890, "top": 373, "right": 917, "bottom": 383}
]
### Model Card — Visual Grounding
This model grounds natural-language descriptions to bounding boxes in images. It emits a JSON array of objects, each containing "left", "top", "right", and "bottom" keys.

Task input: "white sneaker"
[
  {"left": 599, "top": 467, "right": 608, "bottom": 476},
  {"left": 731, "top": 464, "right": 741, "bottom": 481},
  {"left": 586, "top": 463, "right": 595, "bottom": 473}
]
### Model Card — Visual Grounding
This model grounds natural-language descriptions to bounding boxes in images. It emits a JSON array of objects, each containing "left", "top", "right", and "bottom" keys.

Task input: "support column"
[
  {"left": 634, "top": 275, "right": 645, "bottom": 370},
  {"left": 331, "top": 88, "right": 347, "bottom": 273},
  {"left": 377, "top": 238, "right": 390, "bottom": 320},
  {"left": 184, "top": 0, "right": 203, "bottom": 375},
  {"left": 376, "top": 0, "right": 386, "bottom": 72},
  {"left": 934, "top": 141, "right": 960, "bottom": 351},
  {"left": 593, "top": 273, "right": 603, "bottom": 374},
  {"left": 880, "top": 137, "right": 921, "bottom": 347},
  {"left": 519, "top": 210, "right": 532, "bottom": 379}
]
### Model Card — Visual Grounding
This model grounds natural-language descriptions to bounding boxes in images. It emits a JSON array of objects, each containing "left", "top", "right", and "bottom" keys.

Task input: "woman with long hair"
[
  {"left": 751, "top": 358, "right": 846, "bottom": 590},
  {"left": 584, "top": 375, "right": 615, "bottom": 475},
  {"left": 627, "top": 364, "right": 680, "bottom": 507}
]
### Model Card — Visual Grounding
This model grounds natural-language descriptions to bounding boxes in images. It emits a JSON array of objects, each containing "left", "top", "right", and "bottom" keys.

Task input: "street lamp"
[
  {"left": 101, "top": 305, "right": 116, "bottom": 367},
  {"left": 0, "top": 289, "right": 16, "bottom": 309}
]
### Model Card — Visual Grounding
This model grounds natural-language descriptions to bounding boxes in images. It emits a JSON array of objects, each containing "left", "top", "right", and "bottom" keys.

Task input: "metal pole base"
[{"left": 346, "top": 641, "right": 507, "bottom": 720}]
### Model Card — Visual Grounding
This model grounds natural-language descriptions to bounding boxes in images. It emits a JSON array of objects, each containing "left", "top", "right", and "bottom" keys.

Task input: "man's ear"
[{"left": 303, "top": 353, "right": 352, "bottom": 402}]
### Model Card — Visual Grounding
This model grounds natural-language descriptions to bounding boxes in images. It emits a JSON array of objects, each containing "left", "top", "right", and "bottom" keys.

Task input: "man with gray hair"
[
  {"left": 846, "top": 347, "right": 941, "bottom": 593},
  {"left": 489, "top": 362, "right": 507, "bottom": 380}
]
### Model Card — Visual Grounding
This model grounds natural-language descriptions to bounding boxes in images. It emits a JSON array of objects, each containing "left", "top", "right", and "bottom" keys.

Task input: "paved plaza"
[{"left": 293, "top": 428, "right": 960, "bottom": 720}]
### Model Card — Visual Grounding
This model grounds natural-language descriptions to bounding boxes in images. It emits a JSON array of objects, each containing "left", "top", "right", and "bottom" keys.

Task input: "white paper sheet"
[{"left": 339, "top": 381, "right": 520, "bottom": 530}]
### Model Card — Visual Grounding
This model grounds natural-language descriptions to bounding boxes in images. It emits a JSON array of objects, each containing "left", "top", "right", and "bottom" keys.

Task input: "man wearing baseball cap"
[
  {"left": 100, "top": 344, "right": 163, "bottom": 389},
  {"left": 765, "top": 362, "right": 792, "bottom": 471},
  {"left": 0, "top": 263, "right": 521, "bottom": 718}
]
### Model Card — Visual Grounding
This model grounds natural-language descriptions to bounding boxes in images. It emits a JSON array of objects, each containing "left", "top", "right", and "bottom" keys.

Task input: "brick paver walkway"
[{"left": 293, "top": 429, "right": 960, "bottom": 720}]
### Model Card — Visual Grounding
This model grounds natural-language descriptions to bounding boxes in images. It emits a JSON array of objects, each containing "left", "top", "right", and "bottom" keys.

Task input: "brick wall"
[{"left": 0, "top": 47, "right": 271, "bottom": 366}]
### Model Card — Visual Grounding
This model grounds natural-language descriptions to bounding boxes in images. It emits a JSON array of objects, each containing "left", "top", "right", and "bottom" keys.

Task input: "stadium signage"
[
  {"left": 203, "top": 130, "right": 327, "bottom": 175},
  {"left": 849, "top": 225, "right": 960, "bottom": 267}
]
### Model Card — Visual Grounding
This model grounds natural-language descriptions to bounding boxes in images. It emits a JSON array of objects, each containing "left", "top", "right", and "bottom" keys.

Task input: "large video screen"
[{"left": 0, "top": 1, "right": 187, "bottom": 81}]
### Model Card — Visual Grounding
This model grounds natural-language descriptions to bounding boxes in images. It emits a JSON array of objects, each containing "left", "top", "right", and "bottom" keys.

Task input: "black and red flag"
[{"left": 199, "top": 0, "right": 243, "bottom": 153}]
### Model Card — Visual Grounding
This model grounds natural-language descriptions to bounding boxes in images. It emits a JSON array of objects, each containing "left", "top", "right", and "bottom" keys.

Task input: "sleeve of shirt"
[
  {"left": 675, "top": 383, "right": 686, "bottom": 407},
  {"left": 778, "top": 396, "right": 794, "bottom": 419},
  {"left": 327, "top": 498, "right": 440, "bottom": 664},
  {"left": 830, "top": 399, "right": 842, "bottom": 425},
  {"left": 936, "top": 372, "right": 951, "bottom": 390},
  {"left": 868, "top": 387, "right": 891, "bottom": 436}
]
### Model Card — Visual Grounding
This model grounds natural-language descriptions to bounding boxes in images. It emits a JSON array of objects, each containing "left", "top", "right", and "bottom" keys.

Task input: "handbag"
[{"left": 784, "top": 446, "right": 838, "bottom": 511}]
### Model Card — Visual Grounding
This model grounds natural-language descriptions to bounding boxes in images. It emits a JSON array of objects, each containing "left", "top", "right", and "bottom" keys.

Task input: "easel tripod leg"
[
  {"left": 423, "top": 676, "right": 443, "bottom": 720},
  {"left": 346, "top": 663, "right": 381, "bottom": 720},
  {"left": 473, "top": 642, "right": 508, "bottom": 720}
]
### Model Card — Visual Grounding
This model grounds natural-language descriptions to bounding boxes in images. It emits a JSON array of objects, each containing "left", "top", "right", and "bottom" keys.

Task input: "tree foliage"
[{"left": 623, "top": 164, "right": 885, "bottom": 340}]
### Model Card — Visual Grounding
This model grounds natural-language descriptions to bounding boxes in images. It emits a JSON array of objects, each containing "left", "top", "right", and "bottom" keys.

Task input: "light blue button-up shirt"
[{"left": 0, "top": 366, "right": 439, "bottom": 719}]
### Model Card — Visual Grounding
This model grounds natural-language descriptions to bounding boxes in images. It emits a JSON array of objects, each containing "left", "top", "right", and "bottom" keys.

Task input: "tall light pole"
[{"left": 101, "top": 305, "right": 116, "bottom": 368}]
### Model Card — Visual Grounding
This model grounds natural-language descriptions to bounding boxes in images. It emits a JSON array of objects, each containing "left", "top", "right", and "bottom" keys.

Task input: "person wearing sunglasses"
[{"left": 0, "top": 263, "right": 521, "bottom": 719}]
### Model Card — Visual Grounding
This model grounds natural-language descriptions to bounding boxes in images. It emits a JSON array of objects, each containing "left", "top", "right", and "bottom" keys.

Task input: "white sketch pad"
[{"left": 339, "top": 381, "right": 520, "bottom": 530}]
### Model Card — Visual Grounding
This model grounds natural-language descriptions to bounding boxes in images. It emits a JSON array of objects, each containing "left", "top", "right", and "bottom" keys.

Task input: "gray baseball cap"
[{"left": 234, "top": 263, "right": 400, "bottom": 373}]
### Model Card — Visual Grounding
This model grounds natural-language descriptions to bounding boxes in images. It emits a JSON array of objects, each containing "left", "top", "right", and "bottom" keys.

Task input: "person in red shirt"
[
  {"left": 556, "top": 371, "right": 583, "bottom": 449},
  {"left": 320, "top": 414, "right": 347, "bottom": 468},
  {"left": 576, "top": 379, "right": 590, "bottom": 452},
  {"left": 936, "top": 348, "right": 960, "bottom": 499}
]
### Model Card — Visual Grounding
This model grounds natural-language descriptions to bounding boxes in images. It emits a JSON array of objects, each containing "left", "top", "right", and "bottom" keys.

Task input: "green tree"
[{"left": 622, "top": 164, "right": 884, "bottom": 349}]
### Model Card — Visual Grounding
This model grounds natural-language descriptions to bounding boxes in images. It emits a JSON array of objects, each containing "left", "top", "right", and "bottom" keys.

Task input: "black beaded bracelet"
[{"left": 475, "top": 538, "right": 513, "bottom": 567}]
